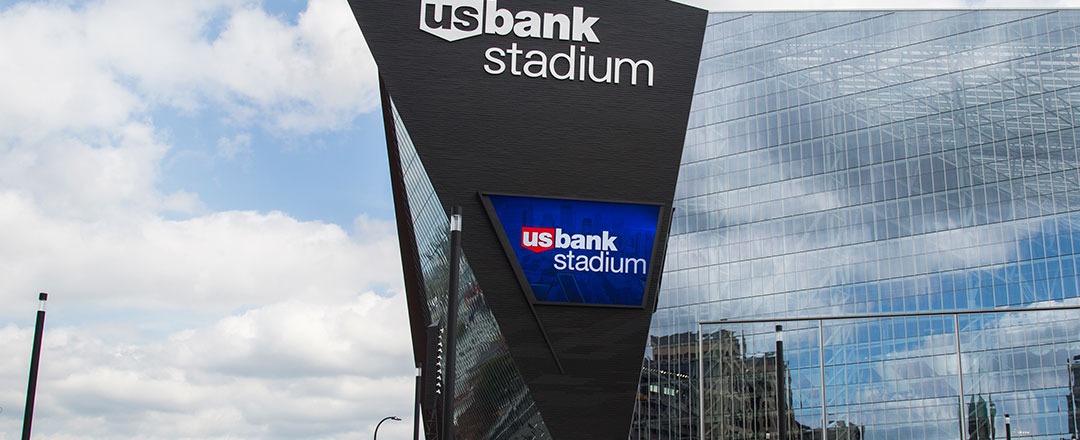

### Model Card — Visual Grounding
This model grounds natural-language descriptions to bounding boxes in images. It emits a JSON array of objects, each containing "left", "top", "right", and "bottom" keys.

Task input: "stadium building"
[{"left": 350, "top": 3, "right": 1080, "bottom": 439}]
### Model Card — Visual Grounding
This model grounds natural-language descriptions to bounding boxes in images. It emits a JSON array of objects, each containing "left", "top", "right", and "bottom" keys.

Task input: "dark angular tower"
[{"left": 349, "top": 1, "right": 706, "bottom": 438}]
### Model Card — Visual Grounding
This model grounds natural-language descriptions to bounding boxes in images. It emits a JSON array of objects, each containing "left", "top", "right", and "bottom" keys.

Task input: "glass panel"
[
  {"left": 392, "top": 102, "right": 553, "bottom": 439},
  {"left": 959, "top": 310, "right": 1080, "bottom": 440},
  {"left": 822, "top": 316, "right": 960, "bottom": 440}
]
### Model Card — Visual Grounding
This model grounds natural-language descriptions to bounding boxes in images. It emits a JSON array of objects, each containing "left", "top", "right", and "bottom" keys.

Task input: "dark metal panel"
[{"left": 380, "top": 75, "right": 430, "bottom": 375}]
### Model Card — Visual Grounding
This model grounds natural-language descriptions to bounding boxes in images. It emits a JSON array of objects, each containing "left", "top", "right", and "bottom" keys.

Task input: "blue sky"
[
  {"left": 154, "top": 106, "right": 393, "bottom": 227},
  {"left": 150, "top": 0, "right": 396, "bottom": 228}
]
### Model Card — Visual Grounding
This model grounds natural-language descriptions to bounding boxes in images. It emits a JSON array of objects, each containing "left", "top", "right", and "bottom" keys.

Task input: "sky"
[{"left": 0, "top": 0, "right": 1078, "bottom": 439}]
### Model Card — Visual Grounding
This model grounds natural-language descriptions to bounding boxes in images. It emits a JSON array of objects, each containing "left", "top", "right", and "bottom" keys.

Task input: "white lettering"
[
  {"left": 588, "top": 56, "right": 612, "bottom": 83},
  {"left": 553, "top": 253, "right": 567, "bottom": 270},
  {"left": 615, "top": 58, "right": 654, "bottom": 87},
  {"left": 513, "top": 10, "right": 542, "bottom": 38},
  {"left": 550, "top": 251, "right": 648, "bottom": 275},
  {"left": 538, "top": 231, "right": 553, "bottom": 248},
  {"left": 523, "top": 50, "right": 548, "bottom": 78},
  {"left": 522, "top": 230, "right": 539, "bottom": 247},
  {"left": 573, "top": 253, "right": 588, "bottom": 271},
  {"left": 571, "top": 6, "right": 599, "bottom": 43},
  {"left": 484, "top": 47, "right": 506, "bottom": 74},
  {"left": 570, "top": 234, "right": 586, "bottom": 250},
  {"left": 487, "top": 45, "right": 654, "bottom": 86},
  {"left": 484, "top": 0, "right": 514, "bottom": 35},
  {"left": 602, "top": 231, "right": 617, "bottom": 251},
  {"left": 549, "top": 46, "right": 575, "bottom": 81},
  {"left": 542, "top": 12, "right": 570, "bottom": 40},
  {"left": 508, "top": 43, "right": 524, "bottom": 76},
  {"left": 521, "top": 226, "right": 647, "bottom": 275},
  {"left": 555, "top": 228, "right": 571, "bottom": 248},
  {"left": 422, "top": 0, "right": 600, "bottom": 43},
  {"left": 421, "top": 1, "right": 658, "bottom": 87}
]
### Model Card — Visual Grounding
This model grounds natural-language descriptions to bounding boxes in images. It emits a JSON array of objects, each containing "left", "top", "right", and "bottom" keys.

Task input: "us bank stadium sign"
[
  {"left": 421, "top": 0, "right": 657, "bottom": 86},
  {"left": 482, "top": 194, "right": 663, "bottom": 307}
]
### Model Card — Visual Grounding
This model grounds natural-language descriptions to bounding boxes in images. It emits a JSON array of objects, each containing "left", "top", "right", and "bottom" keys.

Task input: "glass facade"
[
  {"left": 391, "top": 101, "right": 552, "bottom": 440},
  {"left": 636, "top": 10, "right": 1080, "bottom": 440}
]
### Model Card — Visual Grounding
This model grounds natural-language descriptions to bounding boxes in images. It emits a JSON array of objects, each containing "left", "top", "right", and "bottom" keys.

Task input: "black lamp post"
[
  {"left": 442, "top": 207, "right": 462, "bottom": 440},
  {"left": 375, "top": 416, "right": 401, "bottom": 440},
  {"left": 21, "top": 292, "right": 48, "bottom": 440},
  {"left": 1004, "top": 413, "right": 1011, "bottom": 440},
  {"left": 776, "top": 325, "right": 787, "bottom": 440}
]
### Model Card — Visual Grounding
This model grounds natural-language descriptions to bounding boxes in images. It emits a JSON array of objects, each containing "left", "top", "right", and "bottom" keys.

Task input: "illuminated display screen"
[{"left": 486, "top": 194, "right": 661, "bottom": 307}]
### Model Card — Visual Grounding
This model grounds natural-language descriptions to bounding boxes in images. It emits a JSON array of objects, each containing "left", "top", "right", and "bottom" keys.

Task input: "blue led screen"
[{"left": 486, "top": 195, "right": 662, "bottom": 306}]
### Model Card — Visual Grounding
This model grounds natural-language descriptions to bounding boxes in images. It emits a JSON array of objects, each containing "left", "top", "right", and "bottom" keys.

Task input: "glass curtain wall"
[
  {"left": 634, "top": 10, "right": 1080, "bottom": 440},
  {"left": 391, "top": 101, "right": 552, "bottom": 439}
]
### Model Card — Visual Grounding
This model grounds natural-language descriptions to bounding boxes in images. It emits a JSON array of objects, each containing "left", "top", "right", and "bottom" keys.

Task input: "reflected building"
[
  {"left": 636, "top": 329, "right": 861, "bottom": 440},
  {"left": 633, "top": 333, "right": 701, "bottom": 439},
  {"left": 966, "top": 395, "right": 997, "bottom": 440}
]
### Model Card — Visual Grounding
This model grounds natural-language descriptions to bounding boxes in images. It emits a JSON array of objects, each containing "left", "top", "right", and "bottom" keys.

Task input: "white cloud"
[
  {"left": 0, "top": 123, "right": 178, "bottom": 219},
  {"left": 216, "top": 133, "right": 252, "bottom": 161},
  {"left": 0, "top": 191, "right": 403, "bottom": 315},
  {"left": 0, "top": 0, "right": 411, "bottom": 438},
  {"left": 0, "top": 3, "right": 141, "bottom": 142},
  {"left": 0, "top": 293, "right": 417, "bottom": 439},
  {"left": 0, "top": 0, "right": 378, "bottom": 142},
  {"left": 0, "top": 0, "right": 392, "bottom": 312}
]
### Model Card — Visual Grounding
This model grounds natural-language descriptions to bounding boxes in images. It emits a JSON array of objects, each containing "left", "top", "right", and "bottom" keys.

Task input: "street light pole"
[
  {"left": 1005, "top": 413, "right": 1011, "bottom": 440},
  {"left": 442, "top": 207, "right": 463, "bottom": 440},
  {"left": 21, "top": 293, "right": 48, "bottom": 440},
  {"left": 776, "top": 325, "right": 787, "bottom": 440},
  {"left": 413, "top": 367, "right": 422, "bottom": 440},
  {"left": 375, "top": 416, "right": 401, "bottom": 440}
]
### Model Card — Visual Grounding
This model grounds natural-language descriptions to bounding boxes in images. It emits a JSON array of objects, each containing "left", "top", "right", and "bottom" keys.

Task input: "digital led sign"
[{"left": 484, "top": 194, "right": 661, "bottom": 306}]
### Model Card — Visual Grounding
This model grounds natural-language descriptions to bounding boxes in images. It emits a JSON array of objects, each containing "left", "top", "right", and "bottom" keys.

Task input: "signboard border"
[{"left": 479, "top": 191, "right": 667, "bottom": 310}]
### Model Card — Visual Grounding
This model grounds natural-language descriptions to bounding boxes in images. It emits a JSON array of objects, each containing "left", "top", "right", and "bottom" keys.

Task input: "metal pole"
[
  {"left": 819, "top": 320, "right": 827, "bottom": 440},
  {"left": 1072, "top": 357, "right": 1079, "bottom": 440},
  {"left": 21, "top": 293, "right": 47, "bottom": 440},
  {"left": 701, "top": 305, "right": 1080, "bottom": 325},
  {"left": 375, "top": 416, "right": 401, "bottom": 439},
  {"left": 955, "top": 314, "right": 966, "bottom": 440},
  {"left": 1071, "top": 358, "right": 1075, "bottom": 439},
  {"left": 776, "top": 325, "right": 787, "bottom": 440},
  {"left": 1005, "top": 413, "right": 1011, "bottom": 440},
  {"left": 442, "top": 207, "right": 462, "bottom": 440},
  {"left": 718, "top": 327, "right": 724, "bottom": 440},
  {"left": 414, "top": 367, "right": 422, "bottom": 440},
  {"left": 698, "top": 324, "right": 705, "bottom": 440}
]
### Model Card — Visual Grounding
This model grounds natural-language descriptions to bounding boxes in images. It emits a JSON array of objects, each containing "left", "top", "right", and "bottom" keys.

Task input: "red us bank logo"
[
  {"left": 521, "top": 227, "right": 555, "bottom": 252},
  {"left": 520, "top": 227, "right": 618, "bottom": 253}
]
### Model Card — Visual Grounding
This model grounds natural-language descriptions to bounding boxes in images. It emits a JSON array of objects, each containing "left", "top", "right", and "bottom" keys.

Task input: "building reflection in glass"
[
  {"left": 638, "top": 326, "right": 868, "bottom": 440},
  {"left": 696, "top": 324, "right": 869, "bottom": 440},
  {"left": 967, "top": 395, "right": 997, "bottom": 440}
]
